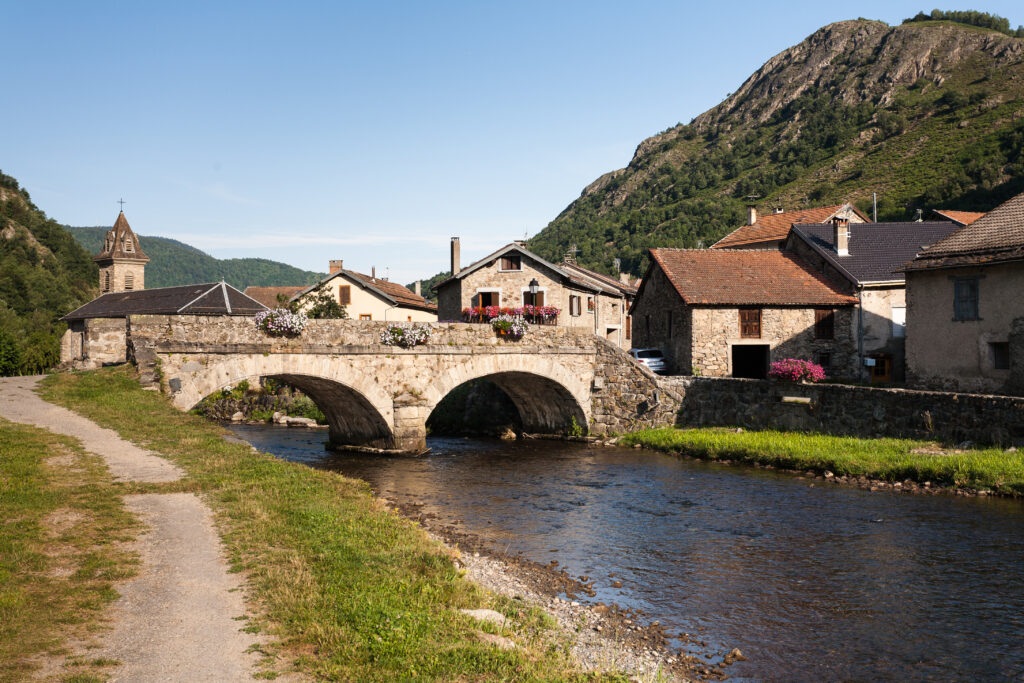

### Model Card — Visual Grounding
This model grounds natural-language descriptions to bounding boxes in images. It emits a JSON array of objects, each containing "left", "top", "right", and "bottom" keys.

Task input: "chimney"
[
  {"left": 747, "top": 205, "right": 758, "bottom": 225},
  {"left": 414, "top": 281, "right": 421, "bottom": 296},
  {"left": 451, "top": 237, "right": 460, "bottom": 275},
  {"left": 833, "top": 217, "right": 850, "bottom": 256},
  {"left": 774, "top": 207, "right": 784, "bottom": 214},
  {"left": 371, "top": 266, "right": 376, "bottom": 280},
  {"left": 329, "top": 259, "right": 343, "bottom": 274},
  {"left": 619, "top": 272, "right": 631, "bottom": 285}
]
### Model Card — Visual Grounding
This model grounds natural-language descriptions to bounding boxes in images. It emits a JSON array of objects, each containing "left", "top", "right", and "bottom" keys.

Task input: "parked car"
[{"left": 629, "top": 348, "right": 667, "bottom": 374}]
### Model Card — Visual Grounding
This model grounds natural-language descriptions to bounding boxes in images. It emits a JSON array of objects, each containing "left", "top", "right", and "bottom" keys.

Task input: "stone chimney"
[
  {"left": 371, "top": 266, "right": 376, "bottom": 280},
  {"left": 747, "top": 205, "right": 758, "bottom": 225},
  {"left": 451, "top": 237, "right": 460, "bottom": 275},
  {"left": 329, "top": 259, "right": 343, "bottom": 274},
  {"left": 774, "top": 207, "right": 784, "bottom": 214},
  {"left": 414, "top": 281, "right": 421, "bottom": 296},
  {"left": 833, "top": 217, "right": 850, "bottom": 256},
  {"left": 619, "top": 272, "right": 631, "bottom": 285}
]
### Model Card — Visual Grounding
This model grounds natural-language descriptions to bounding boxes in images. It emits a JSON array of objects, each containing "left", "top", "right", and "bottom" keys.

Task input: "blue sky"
[{"left": 4, "top": 1, "right": 1022, "bottom": 283}]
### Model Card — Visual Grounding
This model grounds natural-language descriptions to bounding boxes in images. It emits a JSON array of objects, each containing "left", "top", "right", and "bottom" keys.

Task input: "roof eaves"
[
  {"left": 789, "top": 226, "right": 861, "bottom": 285},
  {"left": 453, "top": 244, "right": 572, "bottom": 282}
]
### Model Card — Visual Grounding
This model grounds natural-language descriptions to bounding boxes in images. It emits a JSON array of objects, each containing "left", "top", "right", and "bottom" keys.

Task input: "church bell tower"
[{"left": 94, "top": 211, "right": 149, "bottom": 294}]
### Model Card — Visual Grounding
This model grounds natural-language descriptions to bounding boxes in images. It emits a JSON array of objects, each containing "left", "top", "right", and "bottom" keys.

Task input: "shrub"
[
  {"left": 768, "top": 358, "right": 826, "bottom": 383},
  {"left": 255, "top": 308, "right": 307, "bottom": 337}
]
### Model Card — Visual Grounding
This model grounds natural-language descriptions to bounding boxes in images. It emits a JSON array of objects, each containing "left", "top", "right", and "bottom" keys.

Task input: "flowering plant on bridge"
[
  {"left": 380, "top": 323, "right": 432, "bottom": 348},
  {"left": 255, "top": 308, "right": 307, "bottom": 337},
  {"left": 768, "top": 358, "right": 827, "bottom": 383},
  {"left": 491, "top": 314, "right": 529, "bottom": 340}
]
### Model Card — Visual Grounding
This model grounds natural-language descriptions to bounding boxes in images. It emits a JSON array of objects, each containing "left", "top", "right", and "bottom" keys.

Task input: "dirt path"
[{"left": 0, "top": 376, "right": 262, "bottom": 681}]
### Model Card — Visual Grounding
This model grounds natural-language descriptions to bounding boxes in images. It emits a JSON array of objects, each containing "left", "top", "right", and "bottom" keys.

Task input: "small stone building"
[
  {"left": 288, "top": 260, "right": 437, "bottom": 322},
  {"left": 436, "top": 239, "right": 637, "bottom": 348},
  {"left": 95, "top": 211, "right": 149, "bottom": 293},
  {"left": 712, "top": 203, "right": 868, "bottom": 250},
  {"left": 630, "top": 248, "right": 857, "bottom": 378},
  {"left": 786, "top": 216, "right": 961, "bottom": 383},
  {"left": 905, "top": 191, "right": 1024, "bottom": 394}
]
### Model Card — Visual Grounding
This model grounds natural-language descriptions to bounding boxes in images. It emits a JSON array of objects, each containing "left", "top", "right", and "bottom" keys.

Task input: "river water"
[{"left": 228, "top": 424, "right": 1024, "bottom": 681}]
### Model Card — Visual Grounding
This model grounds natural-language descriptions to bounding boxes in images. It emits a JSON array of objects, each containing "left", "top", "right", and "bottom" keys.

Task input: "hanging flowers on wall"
[
  {"left": 255, "top": 308, "right": 307, "bottom": 337},
  {"left": 491, "top": 314, "right": 529, "bottom": 340},
  {"left": 380, "top": 323, "right": 432, "bottom": 348}
]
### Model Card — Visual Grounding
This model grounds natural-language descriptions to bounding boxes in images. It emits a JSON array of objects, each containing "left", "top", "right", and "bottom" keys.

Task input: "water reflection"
[{"left": 228, "top": 425, "right": 1024, "bottom": 681}]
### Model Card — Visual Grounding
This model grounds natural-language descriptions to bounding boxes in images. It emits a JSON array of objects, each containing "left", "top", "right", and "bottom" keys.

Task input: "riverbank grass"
[
  {"left": 620, "top": 427, "right": 1024, "bottom": 494},
  {"left": 40, "top": 367, "right": 593, "bottom": 681},
  {"left": 0, "top": 418, "right": 138, "bottom": 682}
]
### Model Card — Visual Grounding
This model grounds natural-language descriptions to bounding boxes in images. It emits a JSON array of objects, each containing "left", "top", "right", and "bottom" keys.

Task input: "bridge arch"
[
  {"left": 172, "top": 354, "right": 396, "bottom": 449},
  {"left": 422, "top": 354, "right": 591, "bottom": 436}
]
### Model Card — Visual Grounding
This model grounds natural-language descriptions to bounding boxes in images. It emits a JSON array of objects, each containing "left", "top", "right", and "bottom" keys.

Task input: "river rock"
[
  {"left": 460, "top": 608, "right": 506, "bottom": 627},
  {"left": 231, "top": 411, "right": 244, "bottom": 422},
  {"left": 723, "top": 648, "right": 746, "bottom": 665},
  {"left": 475, "top": 631, "right": 515, "bottom": 650},
  {"left": 284, "top": 416, "right": 317, "bottom": 427},
  {"left": 272, "top": 411, "right": 284, "bottom": 424}
]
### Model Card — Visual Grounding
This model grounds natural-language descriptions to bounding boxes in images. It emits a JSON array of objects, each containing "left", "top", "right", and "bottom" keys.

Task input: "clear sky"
[{"left": 4, "top": 1, "right": 1022, "bottom": 283}]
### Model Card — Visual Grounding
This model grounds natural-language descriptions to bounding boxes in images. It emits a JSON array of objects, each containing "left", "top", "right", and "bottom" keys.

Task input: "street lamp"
[{"left": 528, "top": 278, "right": 539, "bottom": 295}]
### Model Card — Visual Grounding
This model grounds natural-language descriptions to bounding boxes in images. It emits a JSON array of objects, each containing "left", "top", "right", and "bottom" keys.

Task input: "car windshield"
[{"left": 636, "top": 350, "right": 662, "bottom": 359}]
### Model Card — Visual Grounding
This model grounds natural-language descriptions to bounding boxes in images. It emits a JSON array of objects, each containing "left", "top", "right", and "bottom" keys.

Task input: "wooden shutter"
[
  {"left": 625, "top": 315, "right": 631, "bottom": 340},
  {"left": 814, "top": 309, "right": 834, "bottom": 339},
  {"left": 338, "top": 285, "right": 351, "bottom": 305},
  {"left": 535, "top": 291, "right": 544, "bottom": 307},
  {"left": 739, "top": 308, "right": 761, "bottom": 338},
  {"left": 500, "top": 255, "right": 520, "bottom": 271}
]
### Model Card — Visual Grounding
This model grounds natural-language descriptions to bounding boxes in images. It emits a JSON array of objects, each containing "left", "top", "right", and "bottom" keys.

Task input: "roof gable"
[
  {"left": 293, "top": 270, "right": 436, "bottom": 312},
  {"left": 93, "top": 212, "right": 149, "bottom": 263},
  {"left": 932, "top": 209, "right": 986, "bottom": 226},
  {"left": 712, "top": 204, "right": 868, "bottom": 249}
]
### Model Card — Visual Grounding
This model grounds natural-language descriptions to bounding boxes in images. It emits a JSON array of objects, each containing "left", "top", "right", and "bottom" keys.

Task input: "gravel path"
[{"left": 0, "top": 375, "right": 261, "bottom": 681}]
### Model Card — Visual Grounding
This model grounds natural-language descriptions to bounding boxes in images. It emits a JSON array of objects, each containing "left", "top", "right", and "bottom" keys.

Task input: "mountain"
[
  {"left": 528, "top": 17, "right": 1024, "bottom": 276},
  {"left": 69, "top": 227, "right": 323, "bottom": 290},
  {"left": 0, "top": 172, "right": 98, "bottom": 375}
]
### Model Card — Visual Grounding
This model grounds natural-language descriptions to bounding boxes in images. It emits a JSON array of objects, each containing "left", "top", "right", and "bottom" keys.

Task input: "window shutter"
[
  {"left": 626, "top": 315, "right": 631, "bottom": 339},
  {"left": 536, "top": 291, "right": 544, "bottom": 307},
  {"left": 739, "top": 308, "right": 761, "bottom": 338},
  {"left": 814, "top": 309, "right": 834, "bottom": 339},
  {"left": 338, "top": 285, "right": 351, "bottom": 305}
]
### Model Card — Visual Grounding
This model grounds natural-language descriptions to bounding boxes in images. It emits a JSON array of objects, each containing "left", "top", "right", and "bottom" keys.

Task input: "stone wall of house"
[
  {"left": 857, "top": 286, "right": 906, "bottom": 382},
  {"left": 60, "top": 318, "right": 128, "bottom": 369},
  {"left": 1008, "top": 316, "right": 1024, "bottom": 395},
  {"left": 628, "top": 264, "right": 691, "bottom": 371},
  {"left": 99, "top": 260, "right": 146, "bottom": 294},
  {"left": 675, "top": 376, "right": 1024, "bottom": 446},
  {"left": 690, "top": 306, "right": 857, "bottom": 379}
]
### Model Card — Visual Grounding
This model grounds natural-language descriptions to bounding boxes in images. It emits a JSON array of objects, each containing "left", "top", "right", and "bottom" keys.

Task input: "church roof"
[
  {"left": 93, "top": 211, "right": 149, "bottom": 263},
  {"left": 62, "top": 282, "right": 267, "bottom": 320}
]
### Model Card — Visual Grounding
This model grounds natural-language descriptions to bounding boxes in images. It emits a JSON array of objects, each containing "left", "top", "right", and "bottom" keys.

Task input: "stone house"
[
  {"left": 435, "top": 239, "right": 638, "bottom": 348},
  {"left": 712, "top": 203, "right": 868, "bottom": 250},
  {"left": 630, "top": 248, "right": 857, "bottom": 378},
  {"left": 905, "top": 191, "right": 1024, "bottom": 394},
  {"left": 288, "top": 260, "right": 437, "bottom": 322},
  {"left": 786, "top": 216, "right": 961, "bottom": 383}
]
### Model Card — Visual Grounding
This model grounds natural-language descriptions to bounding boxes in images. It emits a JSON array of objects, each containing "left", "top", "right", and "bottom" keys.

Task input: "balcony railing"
[{"left": 461, "top": 306, "right": 560, "bottom": 326}]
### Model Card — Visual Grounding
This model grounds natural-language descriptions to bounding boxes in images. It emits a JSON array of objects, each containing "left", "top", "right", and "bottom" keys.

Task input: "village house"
[
  {"left": 712, "top": 203, "right": 869, "bottom": 250},
  {"left": 61, "top": 212, "right": 266, "bottom": 368},
  {"left": 435, "top": 238, "right": 637, "bottom": 348},
  {"left": 629, "top": 248, "right": 857, "bottom": 378},
  {"left": 905, "top": 191, "right": 1024, "bottom": 394},
  {"left": 288, "top": 260, "right": 437, "bottom": 322},
  {"left": 785, "top": 216, "right": 961, "bottom": 383},
  {"left": 932, "top": 209, "right": 986, "bottom": 226}
]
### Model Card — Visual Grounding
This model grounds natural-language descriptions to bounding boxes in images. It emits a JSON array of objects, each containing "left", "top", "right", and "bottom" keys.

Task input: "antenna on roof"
[
  {"left": 613, "top": 257, "right": 621, "bottom": 272},
  {"left": 745, "top": 194, "right": 761, "bottom": 203}
]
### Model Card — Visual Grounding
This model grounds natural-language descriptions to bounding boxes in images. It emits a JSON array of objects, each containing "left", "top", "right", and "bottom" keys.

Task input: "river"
[{"left": 227, "top": 424, "right": 1024, "bottom": 681}]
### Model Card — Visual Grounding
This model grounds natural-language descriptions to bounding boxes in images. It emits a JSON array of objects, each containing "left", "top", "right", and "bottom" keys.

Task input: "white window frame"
[{"left": 520, "top": 286, "right": 548, "bottom": 305}]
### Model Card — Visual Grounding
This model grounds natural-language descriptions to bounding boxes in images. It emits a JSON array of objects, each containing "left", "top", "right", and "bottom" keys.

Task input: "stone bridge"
[{"left": 127, "top": 315, "right": 683, "bottom": 453}]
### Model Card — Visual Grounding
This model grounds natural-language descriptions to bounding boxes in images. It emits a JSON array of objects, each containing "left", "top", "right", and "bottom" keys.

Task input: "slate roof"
[
  {"left": 907, "top": 192, "right": 1024, "bottom": 271},
  {"left": 712, "top": 204, "right": 869, "bottom": 249},
  {"left": 562, "top": 262, "right": 638, "bottom": 296},
  {"left": 93, "top": 212, "right": 149, "bottom": 263},
  {"left": 932, "top": 209, "right": 986, "bottom": 226},
  {"left": 243, "top": 285, "right": 306, "bottom": 309},
  {"left": 62, "top": 282, "right": 267, "bottom": 320},
  {"left": 646, "top": 248, "right": 856, "bottom": 306},
  {"left": 790, "top": 221, "right": 961, "bottom": 284},
  {"left": 293, "top": 270, "right": 437, "bottom": 312}
]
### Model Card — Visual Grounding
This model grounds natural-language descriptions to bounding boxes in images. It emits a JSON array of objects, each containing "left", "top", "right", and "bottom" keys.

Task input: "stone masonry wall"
[{"left": 60, "top": 317, "right": 128, "bottom": 369}]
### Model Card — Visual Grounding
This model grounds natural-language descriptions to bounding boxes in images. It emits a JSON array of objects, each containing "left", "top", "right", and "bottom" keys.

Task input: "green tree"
[
  {"left": 0, "top": 329, "right": 23, "bottom": 376},
  {"left": 298, "top": 281, "right": 348, "bottom": 319}
]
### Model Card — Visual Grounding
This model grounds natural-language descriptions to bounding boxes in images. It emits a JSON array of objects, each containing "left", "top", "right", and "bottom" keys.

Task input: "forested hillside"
[
  {"left": 527, "top": 17, "right": 1024, "bottom": 276},
  {"left": 70, "top": 228, "right": 323, "bottom": 290},
  {"left": 0, "top": 172, "right": 97, "bottom": 375}
]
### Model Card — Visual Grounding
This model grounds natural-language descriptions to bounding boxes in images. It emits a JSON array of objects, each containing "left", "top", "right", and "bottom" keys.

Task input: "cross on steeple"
[{"left": 117, "top": 198, "right": 126, "bottom": 212}]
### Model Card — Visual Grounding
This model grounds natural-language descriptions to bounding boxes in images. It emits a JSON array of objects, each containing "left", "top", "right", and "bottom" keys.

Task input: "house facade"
[
  {"left": 905, "top": 192, "right": 1024, "bottom": 394},
  {"left": 292, "top": 260, "right": 437, "bottom": 322},
  {"left": 436, "top": 239, "right": 637, "bottom": 348},
  {"left": 630, "top": 249, "right": 857, "bottom": 378},
  {"left": 712, "top": 203, "right": 868, "bottom": 250},
  {"left": 786, "top": 217, "right": 961, "bottom": 383}
]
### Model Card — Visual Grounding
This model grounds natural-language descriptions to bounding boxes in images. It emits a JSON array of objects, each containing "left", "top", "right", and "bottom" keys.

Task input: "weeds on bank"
[
  {"left": 0, "top": 418, "right": 138, "bottom": 682},
  {"left": 620, "top": 427, "right": 1024, "bottom": 494},
  {"left": 40, "top": 367, "right": 597, "bottom": 681}
]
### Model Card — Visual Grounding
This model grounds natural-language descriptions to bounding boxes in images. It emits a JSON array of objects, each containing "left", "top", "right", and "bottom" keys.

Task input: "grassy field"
[
  {"left": 619, "top": 427, "right": 1024, "bottom": 495},
  {"left": 0, "top": 418, "right": 138, "bottom": 682},
  {"left": 38, "top": 367, "right": 600, "bottom": 681}
]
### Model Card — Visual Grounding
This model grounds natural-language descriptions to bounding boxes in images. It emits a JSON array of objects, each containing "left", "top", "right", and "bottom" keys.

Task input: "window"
[
  {"left": 569, "top": 295, "right": 581, "bottom": 316},
  {"left": 103, "top": 271, "right": 111, "bottom": 292},
  {"left": 739, "top": 308, "right": 761, "bottom": 338},
  {"left": 587, "top": 297, "right": 594, "bottom": 312},
  {"left": 953, "top": 277, "right": 980, "bottom": 321},
  {"left": 407, "top": 316, "right": 413, "bottom": 322},
  {"left": 991, "top": 342, "right": 1010, "bottom": 370},
  {"left": 124, "top": 272, "right": 134, "bottom": 290},
  {"left": 625, "top": 315, "right": 631, "bottom": 340},
  {"left": 814, "top": 309, "right": 834, "bottom": 339},
  {"left": 338, "top": 285, "right": 351, "bottom": 305},
  {"left": 524, "top": 290, "right": 544, "bottom": 306},
  {"left": 891, "top": 306, "right": 906, "bottom": 338},
  {"left": 477, "top": 291, "right": 499, "bottom": 307},
  {"left": 125, "top": 236, "right": 134, "bottom": 252},
  {"left": 359, "top": 314, "right": 372, "bottom": 321},
  {"left": 500, "top": 255, "right": 521, "bottom": 271},
  {"left": 816, "top": 351, "right": 832, "bottom": 368}
]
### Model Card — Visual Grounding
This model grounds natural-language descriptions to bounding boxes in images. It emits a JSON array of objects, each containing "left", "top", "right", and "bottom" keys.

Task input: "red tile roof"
[
  {"left": 344, "top": 270, "right": 438, "bottom": 312},
  {"left": 649, "top": 248, "right": 856, "bottom": 306},
  {"left": 243, "top": 286, "right": 306, "bottom": 309},
  {"left": 712, "top": 205, "right": 867, "bottom": 249},
  {"left": 932, "top": 209, "right": 986, "bottom": 226}
]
